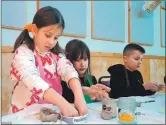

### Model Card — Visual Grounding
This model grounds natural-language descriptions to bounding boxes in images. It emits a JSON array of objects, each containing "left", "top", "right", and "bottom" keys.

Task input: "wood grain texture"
[
  {"left": 150, "top": 59, "right": 165, "bottom": 93},
  {"left": 2, "top": 53, "right": 14, "bottom": 116}
]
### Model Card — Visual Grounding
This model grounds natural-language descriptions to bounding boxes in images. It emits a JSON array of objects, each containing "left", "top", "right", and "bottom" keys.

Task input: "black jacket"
[{"left": 107, "top": 64, "right": 155, "bottom": 99}]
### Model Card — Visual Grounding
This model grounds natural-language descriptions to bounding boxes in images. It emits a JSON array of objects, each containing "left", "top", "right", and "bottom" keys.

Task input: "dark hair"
[
  {"left": 123, "top": 43, "right": 145, "bottom": 56},
  {"left": 13, "top": 6, "right": 65, "bottom": 54},
  {"left": 65, "top": 39, "right": 92, "bottom": 85}
]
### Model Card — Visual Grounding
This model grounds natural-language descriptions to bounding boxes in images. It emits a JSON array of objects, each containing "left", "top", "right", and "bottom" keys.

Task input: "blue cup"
[{"left": 117, "top": 97, "right": 137, "bottom": 124}]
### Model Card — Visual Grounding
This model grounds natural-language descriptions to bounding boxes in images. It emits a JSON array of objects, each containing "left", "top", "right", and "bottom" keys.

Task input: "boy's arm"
[{"left": 138, "top": 72, "right": 156, "bottom": 95}]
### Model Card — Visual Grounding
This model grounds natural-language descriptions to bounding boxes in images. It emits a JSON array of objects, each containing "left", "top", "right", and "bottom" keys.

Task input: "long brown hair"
[
  {"left": 65, "top": 39, "right": 92, "bottom": 86},
  {"left": 13, "top": 6, "right": 65, "bottom": 55}
]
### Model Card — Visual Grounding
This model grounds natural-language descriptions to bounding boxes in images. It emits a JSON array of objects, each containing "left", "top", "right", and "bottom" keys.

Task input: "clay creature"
[
  {"left": 40, "top": 107, "right": 61, "bottom": 122},
  {"left": 101, "top": 98, "right": 117, "bottom": 120}
]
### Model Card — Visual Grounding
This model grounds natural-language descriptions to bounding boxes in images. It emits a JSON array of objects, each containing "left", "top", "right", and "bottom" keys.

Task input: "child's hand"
[
  {"left": 74, "top": 97, "right": 88, "bottom": 116},
  {"left": 95, "top": 89, "right": 110, "bottom": 100},
  {"left": 158, "top": 84, "right": 165, "bottom": 91},
  {"left": 143, "top": 82, "right": 159, "bottom": 92},
  {"left": 146, "top": 82, "right": 165, "bottom": 91},
  {"left": 95, "top": 84, "right": 111, "bottom": 92},
  {"left": 59, "top": 101, "right": 79, "bottom": 117},
  {"left": 87, "top": 84, "right": 111, "bottom": 100}
]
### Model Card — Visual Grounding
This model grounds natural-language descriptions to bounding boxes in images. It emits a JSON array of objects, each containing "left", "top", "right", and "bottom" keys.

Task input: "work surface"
[{"left": 2, "top": 93, "right": 165, "bottom": 124}]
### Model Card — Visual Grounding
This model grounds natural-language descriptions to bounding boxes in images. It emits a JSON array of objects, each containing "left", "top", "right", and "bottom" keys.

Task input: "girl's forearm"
[
  {"left": 43, "top": 87, "right": 69, "bottom": 107},
  {"left": 68, "top": 78, "right": 85, "bottom": 99}
]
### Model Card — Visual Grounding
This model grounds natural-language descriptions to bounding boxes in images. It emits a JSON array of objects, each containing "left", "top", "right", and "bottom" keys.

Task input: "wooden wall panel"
[
  {"left": 1, "top": 53, "right": 14, "bottom": 116},
  {"left": 91, "top": 56, "right": 123, "bottom": 80},
  {"left": 150, "top": 59, "right": 165, "bottom": 84},
  {"left": 150, "top": 59, "right": 165, "bottom": 93}
]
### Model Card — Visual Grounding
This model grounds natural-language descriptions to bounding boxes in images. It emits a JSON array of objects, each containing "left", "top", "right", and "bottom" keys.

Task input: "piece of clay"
[
  {"left": 40, "top": 107, "right": 61, "bottom": 122},
  {"left": 101, "top": 98, "right": 117, "bottom": 120}
]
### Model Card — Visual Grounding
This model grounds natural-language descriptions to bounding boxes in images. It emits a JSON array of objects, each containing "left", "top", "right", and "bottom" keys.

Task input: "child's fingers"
[
  {"left": 91, "top": 86, "right": 100, "bottom": 94},
  {"left": 90, "top": 85, "right": 99, "bottom": 90},
  {"left": 98, "top": 85, "right": 111, "bottom": 92},
  {"left": 152, "top": 83, "right": 159, "bottom": 87},
  {"left": 101, "top": 92, "right": 110, "bottom": 99},
  {"left": 90, "top": 85, "right": 104, "bottom": 93},
  {"left": 88, "top": 85, "right": 110, "bottom": 100},
  {"left": 91, "top": 96, "right": 96, "bottom": 100},
  {"left": 159, "top": 84, "right": 165, "bottom": 87},
  {"left": 95, "top": 84, "right": 106, "bottom": 88},
  {"left": 159, "top": 84, "right": 165, "bottom": 90},
  {"left": 151, "top": 84, "right": 159, "bottom": 91},
  {"left": 95, "top": 84, "right": 111, "bottom": 92},
  {"left": 72, "top": 111, "right": 79, "bottom": 117},
  {"left": 104, "top": 87, "right": 111, "bottom": 92},
  {"left": 88, "top": 85, "right": 98, "bottom": 94},
  {"left": 88, "top": 89, "right": 99, "bottom": 98},
  {"left": 88, "top": 92, "right": 96, "bottom": 100},
  {"left": 98, "top": 90, "right": 110, "bottom": 99}
]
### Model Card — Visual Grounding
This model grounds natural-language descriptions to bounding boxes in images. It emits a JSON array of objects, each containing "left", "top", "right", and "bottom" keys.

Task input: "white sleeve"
[
  {"left": 10, "top": 45, "right": 50, "bottom": 99},
  {"left": 57, "top": 53, "right": 79, "bottom": 86}
]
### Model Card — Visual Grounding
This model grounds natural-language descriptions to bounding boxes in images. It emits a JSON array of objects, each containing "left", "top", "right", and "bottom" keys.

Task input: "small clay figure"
[
  {"left": 40, "top": 107, "right": 61, "bottom": 122},
  {"left": 101, "top": 98, "right": 117, "bottom": 120}
]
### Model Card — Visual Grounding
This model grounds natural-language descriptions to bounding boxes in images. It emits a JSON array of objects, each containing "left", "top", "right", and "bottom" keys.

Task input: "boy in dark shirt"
[{"left": 107, "top": 43, "right": 165, "bottom": 99}]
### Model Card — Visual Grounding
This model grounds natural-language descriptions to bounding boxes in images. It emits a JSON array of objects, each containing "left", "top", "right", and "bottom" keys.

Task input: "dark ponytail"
[
  {"left": 13, "top": 29, "right": 34, "bottom": 53},
  {"left": 13, "top": 6, "right": 65, "bottom": 54}
]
